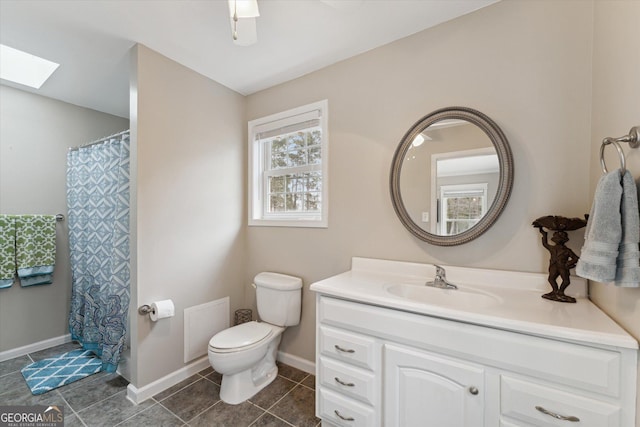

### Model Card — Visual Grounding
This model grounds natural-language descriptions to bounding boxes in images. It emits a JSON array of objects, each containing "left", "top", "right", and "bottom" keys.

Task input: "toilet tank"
[{"left": 255, "top": 272, "right": 302, "bottom": 327}]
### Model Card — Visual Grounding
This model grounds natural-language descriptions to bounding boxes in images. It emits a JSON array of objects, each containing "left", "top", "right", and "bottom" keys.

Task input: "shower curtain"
[{"left": 66, "top": 131, "right": 130, "bottom": 373}]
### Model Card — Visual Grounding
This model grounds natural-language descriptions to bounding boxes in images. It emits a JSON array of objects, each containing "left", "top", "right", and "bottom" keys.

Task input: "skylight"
[{"left": 0, "top": 44, "right": 59, "bottom": 89}]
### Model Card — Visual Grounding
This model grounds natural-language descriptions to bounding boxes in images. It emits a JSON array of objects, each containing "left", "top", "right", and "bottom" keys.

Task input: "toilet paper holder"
[
  {"left": 138, "top": 304, "right": 155, "bottom": 316},
  {"left": 138, "top": 300, "right": 175, "bottom": 322}
]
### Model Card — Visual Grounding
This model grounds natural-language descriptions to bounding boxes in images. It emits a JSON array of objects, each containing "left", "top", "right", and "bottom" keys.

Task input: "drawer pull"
[
  {"left": 535, "top": 406, "right": 580, "bottom": 422},
  {"left": 468, "top": 386, "right": 479, "bottom": 395},
  {"left": 334, "top": 377, "right": 355, "bottom": 387},
  {"left": 334, "top": 409, "right": 355, "bottom": 421},
  {"left": 334, "top": 344, "right": 355, "bottom": 353}
]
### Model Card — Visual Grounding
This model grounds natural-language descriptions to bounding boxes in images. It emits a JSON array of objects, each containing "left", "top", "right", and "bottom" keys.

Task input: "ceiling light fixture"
[
  {"left": 228, "top": 0, "right": 260, "bottom": 46},
  {"left": 0, "top": 44, "right": 59, "bottom": 89},
  {"left": 412, "top": 134, "right": 425, "bottom": 147}
]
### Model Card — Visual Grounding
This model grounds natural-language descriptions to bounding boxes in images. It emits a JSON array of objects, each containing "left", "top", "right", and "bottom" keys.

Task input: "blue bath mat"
[{"left": 21, "top": 349, "right": 102, "bottom": 395}]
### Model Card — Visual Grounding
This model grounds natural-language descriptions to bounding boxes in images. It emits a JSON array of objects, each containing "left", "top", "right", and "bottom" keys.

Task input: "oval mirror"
[{"left": 390, "top": 107, "right": 514, "bottom": 246}]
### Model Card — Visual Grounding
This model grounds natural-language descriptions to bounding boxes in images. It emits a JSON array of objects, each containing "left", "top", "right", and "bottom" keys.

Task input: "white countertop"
[{"left": 309, "top": 257, "right": 638, "bottom": 350}]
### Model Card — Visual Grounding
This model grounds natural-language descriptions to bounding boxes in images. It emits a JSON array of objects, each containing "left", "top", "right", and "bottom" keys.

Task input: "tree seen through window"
[{"left": 267, "top": 129, "right": 322, "bottom": 213}]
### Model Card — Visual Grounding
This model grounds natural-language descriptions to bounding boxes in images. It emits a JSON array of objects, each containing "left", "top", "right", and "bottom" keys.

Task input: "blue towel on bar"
[
  {"left": 577, "top": 170, "right": 640, "bottom": 287},
  {"left": 576, "top": 172, "right": 621, "bottom": 282},
  {"left": 0, "top": 215, "right": 16, "bottom": 288},
  {"left": 614, "top": 171, "right": 640, "bottom": 287},
  {"left": 15, "top": 215, "right": 56, "bottom": 287}
]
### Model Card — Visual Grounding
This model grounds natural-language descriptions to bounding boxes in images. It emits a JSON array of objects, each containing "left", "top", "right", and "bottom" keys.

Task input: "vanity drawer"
[
  {"left": 318, "top": 387, "right": 378, "bottom": 427},
  {"left": 319, "top": 326, "right": 377, "bottom": 371},
  {"left": 500, "top": 376, "right": 621, "bottom": 427},
  {"left": 319, "top": 356, "right": 377, "bottom": 405}
]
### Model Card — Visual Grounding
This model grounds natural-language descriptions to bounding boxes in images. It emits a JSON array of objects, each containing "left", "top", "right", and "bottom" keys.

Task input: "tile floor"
[{"left": 0, "top": 342, "right": 320, "bottom": 426}]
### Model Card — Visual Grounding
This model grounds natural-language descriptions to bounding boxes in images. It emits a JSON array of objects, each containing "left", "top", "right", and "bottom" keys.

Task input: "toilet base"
[
  {"left": 219, "top": 363, "right": 278, "bottom": 405},
  {"left": 217, "top": 334, "right": 282, "bottom": 405}
]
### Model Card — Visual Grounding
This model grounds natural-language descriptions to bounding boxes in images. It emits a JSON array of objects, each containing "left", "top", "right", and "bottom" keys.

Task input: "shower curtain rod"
[{"left": 68, "top": 129, "right": 129, "bottom": 152}]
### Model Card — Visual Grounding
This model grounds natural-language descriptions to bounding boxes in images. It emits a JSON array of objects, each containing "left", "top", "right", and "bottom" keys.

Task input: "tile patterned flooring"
[{"left": 0, "top": 342, "right": 320, "bottom": 426}]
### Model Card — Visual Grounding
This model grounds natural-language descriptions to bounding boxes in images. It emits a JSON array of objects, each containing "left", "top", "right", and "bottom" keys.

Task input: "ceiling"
[{"left": 0, "top": 0, "right": 498, "bottom": 118}]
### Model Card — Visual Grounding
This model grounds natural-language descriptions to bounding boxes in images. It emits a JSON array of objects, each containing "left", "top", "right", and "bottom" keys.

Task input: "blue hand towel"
[
  {"left": 576, "top": 170, "right": 640, "bottom": 287},
  {"left": 0, "top": 215, "right": 16, "bottom": 289},
  {"left": 15, "top": 215, "right": 56, "bottom": 287},
  {"left": 614, "top": 171, "right": 640, "bottom": 287},
  {"left": 576, "top": 171, "right": 622, "bottom": 282}
]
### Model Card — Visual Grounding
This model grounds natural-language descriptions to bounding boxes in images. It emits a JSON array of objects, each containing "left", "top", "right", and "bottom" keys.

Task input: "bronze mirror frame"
[{"left": 390, "top": 106, "right": 514, "bottom": 246}]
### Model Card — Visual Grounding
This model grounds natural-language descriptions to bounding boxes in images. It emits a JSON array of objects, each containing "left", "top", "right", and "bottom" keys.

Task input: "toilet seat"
[{"left": 209, "top": 321, "right": 273, "bottom": 353}]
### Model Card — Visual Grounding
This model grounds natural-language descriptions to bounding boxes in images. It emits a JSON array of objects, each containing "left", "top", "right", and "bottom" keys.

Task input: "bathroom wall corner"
[{"left": 127, "top": 43, "right": 140, "bottom": 387}]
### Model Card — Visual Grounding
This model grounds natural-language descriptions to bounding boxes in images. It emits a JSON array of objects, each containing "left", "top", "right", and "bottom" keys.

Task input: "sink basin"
[{"left": 384, "top": 282, "right": 502, "bottom": 308}]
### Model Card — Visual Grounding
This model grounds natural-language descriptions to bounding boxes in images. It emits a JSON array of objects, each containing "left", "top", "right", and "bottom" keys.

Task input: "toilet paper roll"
[{"left": 150, "top": 299, "right": 175, "bottom": 322}]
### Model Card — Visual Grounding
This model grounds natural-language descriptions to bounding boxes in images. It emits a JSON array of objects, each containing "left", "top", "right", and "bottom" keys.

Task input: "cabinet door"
[{"left": 385, "top": 344, "right": 485, "bottom": 427}]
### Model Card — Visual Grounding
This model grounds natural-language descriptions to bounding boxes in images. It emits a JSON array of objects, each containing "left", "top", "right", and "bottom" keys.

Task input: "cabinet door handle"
[
  {"left": 334, "top": 344, "right": 355, "bottom": 353},
  {"left": 334, "top": 409, "right": 355, "bottom": 421},
  {"left": 468, "top": 386, "right": 479, "bottom": 395},
  {"left": 334, "top": 377, "right": 355, "bottom": 387},
  {"left": 535, "top": 406, "right": 580, "bottom": 422}
]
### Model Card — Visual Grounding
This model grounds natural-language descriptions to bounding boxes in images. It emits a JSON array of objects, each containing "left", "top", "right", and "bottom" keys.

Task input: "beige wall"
[
  {"left": 246, "top": 0, "right": 594, "bottom": 362},
  {"left": 131, "top": 45, "right": 246, "bottom": 387},
  {"left": 0, "top": 85, "right": 128, "bottom": 352},
  {"left": 589, "top": 0, "right": 640, "bottom": 413}
]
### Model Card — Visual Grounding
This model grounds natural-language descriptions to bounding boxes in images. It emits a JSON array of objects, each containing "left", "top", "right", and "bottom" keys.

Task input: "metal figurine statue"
[{"left": 532, "top": 215, "right": 588, "bottom": 303}]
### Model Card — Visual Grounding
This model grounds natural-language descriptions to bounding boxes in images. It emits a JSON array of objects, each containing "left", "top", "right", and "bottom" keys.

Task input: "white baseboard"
[
  {"left": 0, "top": 334, "right": 72, "bottom": 362},
  {"left": 126, "top": 351, "right": 316, "bottom": 405},
  {"left": 277, "top": 351, "right": 315, "bottom": 375},
  {"left": 126, "top": 356, "right": 210, "bottom": 405}
]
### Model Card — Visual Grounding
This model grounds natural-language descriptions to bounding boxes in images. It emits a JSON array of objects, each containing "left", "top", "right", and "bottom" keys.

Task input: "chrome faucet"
[{"left": 426, "top": 265, "right": 458, "bottom": 289}]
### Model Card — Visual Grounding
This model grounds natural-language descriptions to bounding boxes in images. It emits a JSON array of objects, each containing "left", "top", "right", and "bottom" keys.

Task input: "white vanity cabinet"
[{"left": 314, "top": 295, "right": 637, "bottom": 427}]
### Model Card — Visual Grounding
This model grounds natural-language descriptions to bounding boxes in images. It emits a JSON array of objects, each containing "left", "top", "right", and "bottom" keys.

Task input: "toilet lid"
[{"left": 209, "top": 321, "right": 273, "bottom": 350}]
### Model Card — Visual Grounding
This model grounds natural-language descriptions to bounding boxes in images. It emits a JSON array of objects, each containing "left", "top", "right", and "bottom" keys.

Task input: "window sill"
[{"left": 248, "top": 218, "right": 328, "bottom": 228}]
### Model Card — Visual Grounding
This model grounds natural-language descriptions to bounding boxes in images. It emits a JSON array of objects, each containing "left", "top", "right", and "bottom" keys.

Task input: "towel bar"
[{"left": 600, "top": 126, "right": 640, "bottom": 174}]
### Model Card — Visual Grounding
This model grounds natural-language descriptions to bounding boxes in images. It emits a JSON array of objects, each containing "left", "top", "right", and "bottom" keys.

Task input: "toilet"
[{"left": 208, "top": 272, "right": 302, "bottom": 404}]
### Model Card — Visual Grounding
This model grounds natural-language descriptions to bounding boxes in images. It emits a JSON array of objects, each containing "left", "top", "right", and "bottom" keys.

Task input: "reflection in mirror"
[
  {"left": 400, "top": 120, "right": 500, "bottom": 236},
  {"left": 434, "top": 149, "right": 499, "bottom": 235},
  {"left": 390, "top": 107, "right": 513, "bottom": 246}
]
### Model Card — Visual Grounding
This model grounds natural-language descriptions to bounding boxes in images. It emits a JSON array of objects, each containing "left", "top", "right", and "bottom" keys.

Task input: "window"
[
  {"left": 248, "top": 100, "right": 328, "bottom": 227},
  {"left": 0, "top": 44, "right": 59, "bottom": 89},
  {"left": 439, "top": 183, "right": 488, "bottom": 235}
]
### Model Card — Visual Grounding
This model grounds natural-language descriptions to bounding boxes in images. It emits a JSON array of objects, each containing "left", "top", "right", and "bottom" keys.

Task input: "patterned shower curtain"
[{"left": 66, "top": 132, "right": 130, "bottom": 373}]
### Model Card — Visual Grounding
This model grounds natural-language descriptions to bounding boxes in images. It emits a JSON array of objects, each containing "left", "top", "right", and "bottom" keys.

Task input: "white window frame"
[
  {"left": 429, "top": 147, "right": 497, "bottom": 234},
  {"left": 248, "top": 100, "right": 329, "bottom": 227},
  {"left": 439, "top": 183, "right": 488, "bottom": 235}
]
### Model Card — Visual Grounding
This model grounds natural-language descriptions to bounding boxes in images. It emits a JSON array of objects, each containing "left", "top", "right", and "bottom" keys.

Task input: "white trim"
[
  {"left": 277, "top": 350, "right": 315, "bottom": 375},
  {"left": 0, "top": 334, "right": 72, "bottom": 362},
  {"left": 249, "top": 217, "right": 326, "bottom": 228},
  {"left": 248, "top": 99, "right": 329, "bottom": 228},
  {"left": 125, "top": 351, "right": 315, "bottom": 405},
  {"left": 126, "top": 355, "right": 211, "bottom": 405}
]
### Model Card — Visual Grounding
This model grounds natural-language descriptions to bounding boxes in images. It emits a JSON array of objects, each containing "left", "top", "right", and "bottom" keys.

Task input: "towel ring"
[
  {"left": 599, "top": 126, "right": 640, "bottom": 175},
  {"left": 600, "top": 138, "right": 626, "bottom": 174}
]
